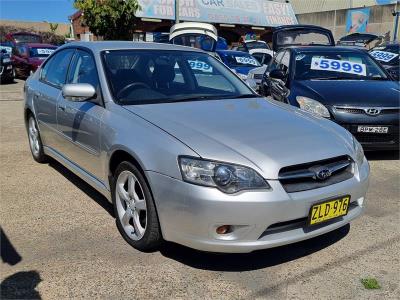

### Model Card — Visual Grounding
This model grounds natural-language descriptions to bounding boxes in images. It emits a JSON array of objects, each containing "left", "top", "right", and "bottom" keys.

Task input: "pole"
[
  {"left": 175, "top": 0, "right": 180, "bottom": 24},
  {"left": 394, "top": 12, "right": 399, "bottom": 41},
  {"left": 333, "top": 9, "right": 337, "bottom": 39}
]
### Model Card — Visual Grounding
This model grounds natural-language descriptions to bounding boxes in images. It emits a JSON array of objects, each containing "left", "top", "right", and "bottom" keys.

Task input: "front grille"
[
  {"left": 334, "top": 106, "right": 400, "bottom": 115},
  {"left": 335, "top": 107, "right": 364, "bottom": 114},
  {"left": 254, "top": 74, "right": 263, "bottom": 80},
  {"left": 342, "top": 124, "right": 399, "bottom": 144},
  {"left": 279, "top": 155, "right": 354, "bottom": 193}
]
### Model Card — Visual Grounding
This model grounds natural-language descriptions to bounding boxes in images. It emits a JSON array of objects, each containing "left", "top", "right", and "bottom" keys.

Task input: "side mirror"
[
  {"left": 269, "top": 69, "right": 286, "bottom": 80},
  {"left": 62, "top": 83, "right": 96, "bottom": 102}
]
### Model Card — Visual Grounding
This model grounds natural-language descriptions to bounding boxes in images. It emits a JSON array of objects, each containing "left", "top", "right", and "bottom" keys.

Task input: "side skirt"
[{"left": 44, "top": 146, "right": 112, "bottom": 202}]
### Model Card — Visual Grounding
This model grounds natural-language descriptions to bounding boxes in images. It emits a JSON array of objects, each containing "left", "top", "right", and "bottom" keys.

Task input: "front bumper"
[
  {"left": 146, "top": 159, "right": 369, "bottom": 253},
  {"left": 331, "top": 109, "right": 399, "bottom": 151}
]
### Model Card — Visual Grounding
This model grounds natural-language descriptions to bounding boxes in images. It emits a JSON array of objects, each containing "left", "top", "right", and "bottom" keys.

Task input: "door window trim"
[
  {"left": 39, "top": 48, "right": 76, "bottom": 90},
  {"left": 65, "top": 48, "right": 105, "bottom": 107}
]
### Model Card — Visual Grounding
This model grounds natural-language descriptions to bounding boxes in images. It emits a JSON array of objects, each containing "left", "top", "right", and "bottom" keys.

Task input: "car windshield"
[
  {"left": 102, "top": 50, "right": 256, "bottom": 105},
  {"left": 29, "top": 47, "right": 56, "bottom": 58},
  {"left": 369, "top": 45, "right": 399, "bottom": 65},
  {"left": 294, "top": 50, "right": 388, "bottom": 80},
  {"left": 220, "top": 52, "right": 261, "bottom": 68}
]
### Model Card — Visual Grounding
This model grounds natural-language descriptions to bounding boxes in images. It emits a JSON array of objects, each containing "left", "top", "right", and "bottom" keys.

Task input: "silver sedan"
[{"left": 24, "top": 42, "right": 369, "bottom": 253}]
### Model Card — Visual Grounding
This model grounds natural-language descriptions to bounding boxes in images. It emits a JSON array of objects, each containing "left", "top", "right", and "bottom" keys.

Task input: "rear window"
[{"left": 276, "top": 29, "right": 332, "bottom": 48}]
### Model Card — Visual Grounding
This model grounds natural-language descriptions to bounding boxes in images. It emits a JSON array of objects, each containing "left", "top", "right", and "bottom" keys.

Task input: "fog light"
[
  {"left": 216, "top": 225, "right": 231, "bottom": 234},
  {"left": 357, "top": 197, "right": 364, "bottom": 207}
]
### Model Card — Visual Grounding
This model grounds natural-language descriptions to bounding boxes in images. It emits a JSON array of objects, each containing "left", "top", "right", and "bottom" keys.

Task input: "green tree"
[{"left": 74, "top": 0, "right": 141, "bottom": 40}]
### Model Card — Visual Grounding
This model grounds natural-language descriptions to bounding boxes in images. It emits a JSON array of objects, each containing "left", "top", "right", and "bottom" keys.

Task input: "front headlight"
[
  {"left": 2, "top": 58, "right": 11, "bottom": 63},
  {"left": 247, "top": 72, "right": 254, "bottom": 79},
  {"left": 353, "top": 137, "right": 364, "bottom": 166},
  {"left": 296, "top": 96, "right": 330, "bottom": 118},
  {"left": 179, "top": 156, "right": 270, "bottom": 194}
]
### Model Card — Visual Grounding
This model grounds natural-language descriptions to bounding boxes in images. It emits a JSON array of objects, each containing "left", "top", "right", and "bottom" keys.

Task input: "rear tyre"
[
  {"left": 112, "top": 161, "right": 162, "bottom": 252},
  {"left": 27, "top": 115, "right": 47, "bottom": 163}
]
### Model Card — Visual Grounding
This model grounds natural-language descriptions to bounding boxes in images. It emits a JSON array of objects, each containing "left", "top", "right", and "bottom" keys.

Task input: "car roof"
[
  {"left": 59, "top": 41, "right": 204, "bottom": 54},
  {"left": 287, "top": 46, "right": 368, "bottom": 54},
  {"left": 24, "top": 43, "right": 57, "bottom": 48}
]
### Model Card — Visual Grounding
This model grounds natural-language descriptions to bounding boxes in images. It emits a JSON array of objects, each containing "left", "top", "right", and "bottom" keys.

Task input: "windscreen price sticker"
[
  {"left": 235, "top": 56, "right": 258, "bottom": 66},
  {"left": 188, "top": 60, "right": 212, "bottom": 73},
  {"left": 370, "top": 50, "right": 398, "bottom": 63},
  {"left": 37, "top": 48, "right": 55, "bottom": 55},
  {"left": 311, "top": 57, "right": 366, "bottom": 76}
]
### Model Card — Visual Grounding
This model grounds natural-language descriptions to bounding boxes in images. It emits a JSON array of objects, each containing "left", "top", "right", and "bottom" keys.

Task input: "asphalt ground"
[{"left": 1, "top": 80, "right": 399, "bottom": 299}]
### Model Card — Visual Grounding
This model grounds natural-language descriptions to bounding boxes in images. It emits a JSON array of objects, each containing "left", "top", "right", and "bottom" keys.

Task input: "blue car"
[{"left": 216, "top": 50, "right": 261, "bottom": 80}]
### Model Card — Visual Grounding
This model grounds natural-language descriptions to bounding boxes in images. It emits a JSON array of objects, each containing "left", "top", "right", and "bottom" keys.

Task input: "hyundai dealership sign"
[{"left": 136, "top": 0, "right": 298, "bottom": 27}]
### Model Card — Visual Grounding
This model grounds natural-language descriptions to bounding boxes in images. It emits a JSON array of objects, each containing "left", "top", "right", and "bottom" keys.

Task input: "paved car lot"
[{"left": 1, "top": 80, "right": 399, "bottom": 299}]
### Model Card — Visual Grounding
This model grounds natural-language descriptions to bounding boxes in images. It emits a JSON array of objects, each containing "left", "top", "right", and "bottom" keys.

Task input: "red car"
[{"left": 12, "top": 43, "right": 57, "bottom": 78}]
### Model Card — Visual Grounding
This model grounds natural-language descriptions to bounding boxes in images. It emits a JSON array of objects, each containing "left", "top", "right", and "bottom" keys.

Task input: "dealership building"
[
  {"left": 70, "top": 0, "right": 399, "bottom": 43},
  {"left": 70, "top": 0, "right": 298, "bottom": 44}
]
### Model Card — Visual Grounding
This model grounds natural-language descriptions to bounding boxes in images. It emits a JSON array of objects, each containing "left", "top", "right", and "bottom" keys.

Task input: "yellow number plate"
[{"left": 308, "top": 196, "right": 351, "bottom": 226}]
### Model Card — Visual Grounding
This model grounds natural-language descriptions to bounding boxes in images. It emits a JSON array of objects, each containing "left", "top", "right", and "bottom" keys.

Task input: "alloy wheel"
[
  {"left": 115, "top": 170, "right": 147, "bottom": 240},
  {"left": 28, "top": 117, "right": 40, "bottom": 157}
]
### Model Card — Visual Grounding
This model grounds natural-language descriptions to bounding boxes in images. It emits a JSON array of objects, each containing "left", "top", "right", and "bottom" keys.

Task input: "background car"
[
  {"left": 369, "top": 42, "right": 399, "bottom": 81},
  {"left": 0, "top": 48, "right": 15, "bottom": 84},
  {"left": 24, "top": 41, "right": 369, "bottom": 253},
  {"left": 216, "top": 50, "right": 261, "bottom": 81},
  {"left": 260, "top": 46, "right": 399, "bottom": 151},
  {"left": 12, "top": 43, "right": 57, "bottom": 78},
  {"left": 233, "top": 40, "right": 271, "bottom": 52},
  {"left": 337, "top": 33, "right": 384, "bottom": 50},
  {"left": 247, "top": 24, "right": 335, "bottom": 92}
]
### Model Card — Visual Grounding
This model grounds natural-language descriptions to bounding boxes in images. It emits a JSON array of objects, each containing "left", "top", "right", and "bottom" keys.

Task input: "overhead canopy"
[{"left": 136, "top": 0, "right": 298, "bottom": 27}]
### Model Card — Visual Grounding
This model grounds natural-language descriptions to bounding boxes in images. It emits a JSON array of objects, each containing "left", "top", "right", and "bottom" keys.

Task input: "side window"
[
  {"left": 17, "top": 45, "right": 26, "bottom": 56},
  {"left": 279, "top": 50, "right": 291, "bottom": 75},
  {"left": 41, "top": 49, "right": 75, "bottom": 88},
  {"left": 67, "top": 50, "right": 99, "bottom": 89},
  {"left": 269, "top": 50, "right": 285, "bottom": 71}
]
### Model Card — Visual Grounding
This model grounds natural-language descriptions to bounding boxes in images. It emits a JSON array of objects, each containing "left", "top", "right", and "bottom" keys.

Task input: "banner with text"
[{"left": 136, "top": 0, "right": 298, "bottom": 27}]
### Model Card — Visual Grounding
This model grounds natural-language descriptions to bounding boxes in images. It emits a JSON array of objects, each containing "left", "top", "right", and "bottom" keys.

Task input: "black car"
[
  {"left": 369, "top": 43, "right": 399, "bottom": 81},
  {"left": 260, "top": 46, "right": 399, "bottom": 151},
  {"left": 0, "top": 48, "right": 15, "bottom": 84}
]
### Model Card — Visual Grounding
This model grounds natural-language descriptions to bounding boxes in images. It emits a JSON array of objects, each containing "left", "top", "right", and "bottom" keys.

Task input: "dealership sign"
[{"left": 136, "top": 0, "right": 298, "bottom": 27}]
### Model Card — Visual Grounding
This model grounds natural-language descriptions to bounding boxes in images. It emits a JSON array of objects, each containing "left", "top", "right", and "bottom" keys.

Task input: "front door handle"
[{"left": 58, "top": 105, "right": 66, "bottom": 111}]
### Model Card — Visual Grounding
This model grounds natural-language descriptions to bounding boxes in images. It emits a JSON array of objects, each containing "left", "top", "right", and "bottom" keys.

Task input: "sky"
[{"left": 0, "top": 0, "right": 76, "bottom": 23}]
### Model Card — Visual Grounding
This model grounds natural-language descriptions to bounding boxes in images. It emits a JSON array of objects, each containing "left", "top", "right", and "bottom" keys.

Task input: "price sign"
[
  {"left": 311, "top": 57, "right": 366, "bottom": 76},
  {"left": 188, "top": 60, "right": 213, "bottom": 73},
  {"left": 37, "top": 48, "right": 55, "bottom": 55},
  {"left": 370, "top": 50, "right": 398, "bottom": 63},
  {"left": 235, "top": 56, "right": 259, "bottom": 66}
]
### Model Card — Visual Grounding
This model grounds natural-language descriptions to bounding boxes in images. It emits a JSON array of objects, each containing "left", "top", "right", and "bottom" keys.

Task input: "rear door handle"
[{"left": 58, "top": 105, "right": 66, "bottom": 111}]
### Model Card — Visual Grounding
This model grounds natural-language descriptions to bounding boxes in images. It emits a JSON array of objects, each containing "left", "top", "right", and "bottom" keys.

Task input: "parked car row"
[{"left": 0, "top": 32, "right": 58, "bottom": 84}]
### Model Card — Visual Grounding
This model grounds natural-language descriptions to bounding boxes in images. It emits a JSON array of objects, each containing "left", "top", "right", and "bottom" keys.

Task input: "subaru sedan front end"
[{"left": 24, "top": 42, "right": 369, "bottom": 253}]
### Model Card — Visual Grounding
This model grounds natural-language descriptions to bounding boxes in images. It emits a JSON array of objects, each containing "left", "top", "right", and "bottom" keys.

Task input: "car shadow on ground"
[
  {"left": 48, "top": 159, "right": 114, "bottom": 217},
  {"left": 0, "top": 271, "right": 42, "bottom": 299},
  {"left": 159, "top": 224, "right": 350, "bottom": 272},
  {"left": 365, "top": 150, "right": 399, "bottom": 161}
]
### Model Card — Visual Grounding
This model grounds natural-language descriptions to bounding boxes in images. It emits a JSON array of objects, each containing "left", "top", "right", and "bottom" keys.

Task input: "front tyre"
[
  {"left": 112, "top": 161, "right": 162, "bottom": 252},
  {"left": 27, "top": 115, "right": 47, "bottom": 163}
]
